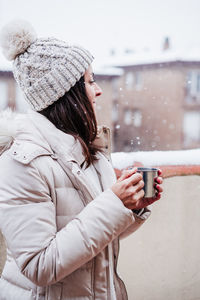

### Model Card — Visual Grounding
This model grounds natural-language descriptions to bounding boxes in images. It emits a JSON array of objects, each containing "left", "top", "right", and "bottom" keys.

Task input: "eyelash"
[{"left": 90, "top": 80, "right": 95, "bottom": 84}]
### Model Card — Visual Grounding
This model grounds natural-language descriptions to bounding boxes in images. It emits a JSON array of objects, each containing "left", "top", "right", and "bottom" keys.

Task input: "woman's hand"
[
  {"left": 111, "top": 167, "right": 144, "bottom": 210},
  {"left": 134, "top": 168, "right": 163, "bottom": 210},
  {"left": 153, "top": 169, "right": 163, "bottom": 200},
  {"left": 111, "top": 168, "right": 163, "bottom": 210}
]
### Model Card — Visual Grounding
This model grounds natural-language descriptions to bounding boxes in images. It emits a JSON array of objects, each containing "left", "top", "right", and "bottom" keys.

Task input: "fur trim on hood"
[{"left": 0, "top": 109, "right": 17, "bottom": 155}]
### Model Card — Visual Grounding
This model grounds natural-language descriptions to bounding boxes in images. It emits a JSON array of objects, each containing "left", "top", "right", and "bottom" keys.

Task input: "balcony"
[
  {"left": 112, "top": 149, "right": 200, "bottom": 300},
  {"left": 117, "top": 174, "right": 200, "bottom": 300},
  {"left": 0, "top": 149, "right": 200, "bottom": 299}
]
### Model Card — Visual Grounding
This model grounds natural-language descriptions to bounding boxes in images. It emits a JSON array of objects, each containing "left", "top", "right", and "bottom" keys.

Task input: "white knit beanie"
[{"left": 0, "top": 20, "right": 94, "bottom": 111}]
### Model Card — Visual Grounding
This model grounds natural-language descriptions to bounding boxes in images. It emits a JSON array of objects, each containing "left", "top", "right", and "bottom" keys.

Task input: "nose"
[{"left": 95, "top": 83, "right": 102, "bottom": 97}]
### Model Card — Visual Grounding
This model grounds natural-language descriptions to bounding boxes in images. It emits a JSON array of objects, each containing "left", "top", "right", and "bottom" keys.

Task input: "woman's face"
[{"left": 84, "top": 65, "right": 102, "bottom": 111}]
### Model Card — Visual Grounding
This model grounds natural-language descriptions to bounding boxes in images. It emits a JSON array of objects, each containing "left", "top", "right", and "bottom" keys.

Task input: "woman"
[{"left": 0, "top": 20, "right": 163, "bottom": 300}]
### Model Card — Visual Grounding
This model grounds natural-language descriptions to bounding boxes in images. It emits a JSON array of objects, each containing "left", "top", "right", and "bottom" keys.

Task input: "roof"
[
  {"left": 103, "top": 48, "right": 200, "bottom": 68},
  {"left": 1, "top": 47, "right": 200, "bottom": 73},
  {"left": 93, "top": 65, "right": 123, "bottom": 77}
]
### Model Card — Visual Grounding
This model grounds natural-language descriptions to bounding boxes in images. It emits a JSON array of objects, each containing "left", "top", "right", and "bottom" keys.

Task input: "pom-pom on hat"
[{"left": 0, "top": 20, "right": 93, "bottom": 111}]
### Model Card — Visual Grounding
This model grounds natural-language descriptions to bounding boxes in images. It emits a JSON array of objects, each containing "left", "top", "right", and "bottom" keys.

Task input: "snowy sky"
[{"left": 0, "top": 0, "right": 200, "bottom": 63}]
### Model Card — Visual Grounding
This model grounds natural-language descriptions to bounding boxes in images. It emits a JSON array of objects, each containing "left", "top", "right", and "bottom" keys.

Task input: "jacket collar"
[
  {"left": 4, "top": 110, "right": 114, "bottom": 202},
  {"left": 3, "top": 110, "right": 111, "bottom": 167},
  {"left": 28, "top": 110, "right": 111, "bottom": 166},
  {"left": 28, "top": 111, "right": 114, "bottom": 201},
  {"left": 28, "top": 110, "right": 86, "bottom": 166}
]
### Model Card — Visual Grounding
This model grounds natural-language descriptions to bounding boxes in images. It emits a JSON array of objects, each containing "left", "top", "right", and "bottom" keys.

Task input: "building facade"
[
  {"left": 96, "top": 59, "right": 200, "bottom": 152},
  {"left": 1, "top": 57, "right": 200, "bottom": 152}
]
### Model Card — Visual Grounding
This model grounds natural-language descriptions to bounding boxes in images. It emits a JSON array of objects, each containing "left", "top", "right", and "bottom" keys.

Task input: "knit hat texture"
[{"left": 0, "top": 20, "right": 94, "bottom": 111}]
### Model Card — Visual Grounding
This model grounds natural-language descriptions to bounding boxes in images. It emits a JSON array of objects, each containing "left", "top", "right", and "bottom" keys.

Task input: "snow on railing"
[{"left": 112, "top": 149, "right": 200, "bottom": 178}]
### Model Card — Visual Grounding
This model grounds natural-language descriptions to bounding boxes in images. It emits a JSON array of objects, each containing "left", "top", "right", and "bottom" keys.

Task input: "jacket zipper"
[
  {"left": 91, "top": 258, "right": 95, "bottom": 299},
  {"left": 73, "top": 163, "right": 96, "bottom": 299}
]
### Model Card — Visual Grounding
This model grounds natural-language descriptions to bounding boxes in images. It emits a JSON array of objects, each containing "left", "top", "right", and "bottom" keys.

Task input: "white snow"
[
  {"left": 103, "top": 48, "right": 200, "bottom": 68},
  {"left": 111, "top": 149, "right": 200, "bottom": 170},
  {"left": 93, "top": 65, "right": 123, "bottom": 77},
  {"left": 1, "top": 47, "right": 200, "bottom": 72}
]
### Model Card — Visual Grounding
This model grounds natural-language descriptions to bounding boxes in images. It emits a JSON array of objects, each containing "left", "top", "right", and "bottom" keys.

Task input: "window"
[
  {"left": 125, "top": 72, "right": 134, "bottom": 90},
  {"left": 133, "top": 109, "right": 142, "bottom": 127},
  {"left": 135, "top": 72, "right": 142, "bottom": 91},
  {"left": 125, "top": 71, "right": 142, "bottom": 91},
  {"left": 124, "top": 108, "right": 142, "bottom": 127},
  {"left": 183, "top": 111, "right": 200, "bottom": 146},
  {"left": 0, "top": 80, "right": 8, "bottom": 110},
  {"left": 112, "top": 78, "right": 119, "bottom": 99},
  {"left": 124, "top": 108, "right": 132, "bottom": 125},
  {"left": 112, "top": 102, "right": 119, "bottom": 122},
  {"left": 186, "top": 70, "right": 200, "bottom": 101}
]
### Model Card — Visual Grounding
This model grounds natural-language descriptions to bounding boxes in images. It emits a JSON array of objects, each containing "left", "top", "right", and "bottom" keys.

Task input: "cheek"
[{"left": 86, "top": 85, "right": 95, "bottom": 102}]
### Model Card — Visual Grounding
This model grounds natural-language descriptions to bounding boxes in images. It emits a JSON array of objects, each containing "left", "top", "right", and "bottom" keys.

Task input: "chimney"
[
  {"left": 163, "top": 37, "right": 170, "bottom": 51},
  {"left": 124, "top": 48, "right": 135, "bottom": 55}
]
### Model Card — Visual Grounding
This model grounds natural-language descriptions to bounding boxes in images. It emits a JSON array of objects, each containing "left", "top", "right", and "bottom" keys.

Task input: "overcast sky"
[{"left": 0, "top": 0, "right": 200, "bottom": 62}]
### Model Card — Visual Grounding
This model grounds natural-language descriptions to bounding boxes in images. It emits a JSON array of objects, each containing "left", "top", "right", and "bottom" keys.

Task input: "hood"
[
  {"left": 0, "top": 110, "right": 54, "bottom": 162},
  {"left": 0, "top": 109, "right": 18, "bottom": 155}
]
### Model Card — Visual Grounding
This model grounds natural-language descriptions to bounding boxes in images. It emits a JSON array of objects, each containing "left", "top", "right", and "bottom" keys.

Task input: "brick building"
[{"left": 96, "top": 50, "right": 200, "bottom": 152}]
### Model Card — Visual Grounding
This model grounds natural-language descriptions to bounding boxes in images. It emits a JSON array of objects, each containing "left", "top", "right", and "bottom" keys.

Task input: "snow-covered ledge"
[{"left": 111, "top": 148, "right": 200, "bottom": 178}]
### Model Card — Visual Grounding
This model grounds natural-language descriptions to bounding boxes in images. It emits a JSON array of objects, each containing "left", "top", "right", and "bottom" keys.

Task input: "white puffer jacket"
[{"left": 0, "top": 110, "right": 150, "bottom": 300}]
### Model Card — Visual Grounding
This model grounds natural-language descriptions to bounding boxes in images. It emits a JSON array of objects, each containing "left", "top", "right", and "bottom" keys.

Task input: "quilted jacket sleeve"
[
  {"left": 119, "top": 208, "right": 151, "bottom": 239},
  {"left": 0, "top": 154, "right": 136, "bottom": 286}
]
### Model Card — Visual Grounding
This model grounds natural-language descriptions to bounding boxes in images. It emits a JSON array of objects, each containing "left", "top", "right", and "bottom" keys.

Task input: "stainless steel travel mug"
[{"left": 137, "top": 167, "right": 158, "bottom": 198}]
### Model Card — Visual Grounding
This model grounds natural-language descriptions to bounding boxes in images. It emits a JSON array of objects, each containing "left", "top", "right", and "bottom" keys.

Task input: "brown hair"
[{"left": 40, "top": 76, "right": 101, "bottom": 168}]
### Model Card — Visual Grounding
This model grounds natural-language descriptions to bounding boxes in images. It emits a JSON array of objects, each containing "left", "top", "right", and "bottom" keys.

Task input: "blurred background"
[
  {"left": 0, "top": 0, "right": 200, "bottom": 152},
  {"left": 1, "top": 1, "right": 200, "bottom": 300}
]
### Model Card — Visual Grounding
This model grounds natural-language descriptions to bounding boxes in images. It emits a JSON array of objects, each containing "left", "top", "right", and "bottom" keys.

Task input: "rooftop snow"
[
  {"left": 1, "top": 47, "right": 200, "bottom": 73},
  {"left": 103, "top": 48, "right": 200, "bottom": 67},
  {"left": 111, "top": 149, "right": 200, "bottom": 170},
  {"left": 93, "top": 65, "right": 123, "bottom": 76}
]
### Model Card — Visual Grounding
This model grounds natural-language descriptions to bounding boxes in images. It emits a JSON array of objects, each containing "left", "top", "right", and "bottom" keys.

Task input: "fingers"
[
  {"left": 154, "top": 184, "right": 163, "bottom": 193},
  {"left": 153, "top": 193, "right": 161, "bottom": 201},
  {"left": 124, "top": 188, "right": 145, "bottom": 209},
  {"left": 135, "top": 180, "right": 144, "bottom": 193},
  {"left": 154, "top": 169, "right": 163, "bottom": 198},
  {"left": 134, "top": 188, "right": 145, "bottom": 201},
  {"left": 154, "top": 171, "right": 163, "bottom": 195},
  {"left": 118, "top": 167, "right": 137, "bottom": 182},
  {"left": 155, "top": 176, "right": 163, "bottom": 184},
  {"left": 126, "top": 180, "right": 144, "bottom": 197},
  {"left": 157, "top": 169, "right": 162, "bottom": 176},
  {"left": 125, "top": 172, "right": 143, "bottom": 186},
  {"left": 115, "top": 167, "right": 163, "bottom": 210}
]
